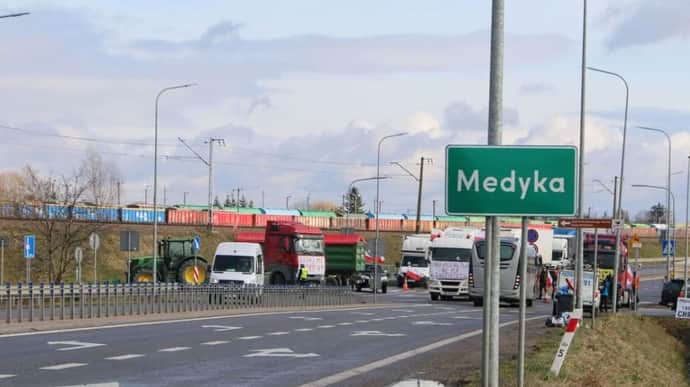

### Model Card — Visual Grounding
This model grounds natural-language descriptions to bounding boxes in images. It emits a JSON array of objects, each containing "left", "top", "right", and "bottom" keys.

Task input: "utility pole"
[
  {"left": 612, "top": 176, "right": 618, "bottom": 219},
  {"left": 116, "top": 181, "right": 121, "bottom": 206},
  {"left": 414, "top": 157, "right": 432, "bottom": 233},
  {"left": 432, "top": 200, "right": 437, "bottom": 229},
  {"left": 144, "top": 185, "right": 150, "bottom": 205},
  {"left": 306, "top": 193, "right": 311, "bottom": 210},
  {"left": 575, "top": 0, "right": 588, "bottom": 312},
  {"left": 183, "top": 192, "right": 189, "bottom": 206},
  {"left": 236, "top": 188, "right": 243, "bottom": 211},
  {"left": 483, "top": 1, "right": 503, "bottom": 385},
  {"left": 163, "top": 186, "right": 167, "bottom": 206},
  {"left": 261, "top": 190, "right": 265, "bottom": 208},
  {"left": 285, "top": 195, "right": 291, "bottom": 210},
  {"left": 178, "top": 137, "right": 226, "bottom": 231}
]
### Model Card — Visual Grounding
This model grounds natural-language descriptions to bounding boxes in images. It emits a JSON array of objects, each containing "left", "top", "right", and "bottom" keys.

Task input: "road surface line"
[
  {"left": 294, "top": 328, "right": 314, "bottom": 332},
  {"left": 301, "top": 314, "right": 549, "bottom": 387},
  {"left": 106, "top": 354, "right": 145, "bottom": 360},
  {"left": 0, "top": 375, "right": 15, "bottom": 379},
  {"left": 237, "top": 336, "right": 263, "bottom": 340},
  {"left": 0, "top": 305, "right": 408, "bottom": 339},
  {"left": 268, "top": 332, "right": 290, "bottom": 336},
  {"left": 337, "top": 322, "right": 353, "bottom": 326},
  {"left": 40, "top": 363, "right": 87, "bottom": 371},
  {"left": 158, "top": 347, "right": 190, "bottom": 352},
  {"left": 317, "top": 325, "right": 335, "bottom": 329},
  {"left": 201, "top": 341, "right": 230, "bottom": 346}
]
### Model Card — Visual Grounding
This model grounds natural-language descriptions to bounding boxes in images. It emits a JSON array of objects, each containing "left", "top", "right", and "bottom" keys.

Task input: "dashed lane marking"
[
  {"left": 40, "top": 363, "right": 87, "bottom": 371},
  {"left": 158, "top": 347, "right": 190, "bottom": 352},
  {"left": 201, "top": 325, "right": 242, "bottom": 332},
  {"left": 106, "top": 354, "right": 145, "bottom": 360},
  {"left": 371, "top": 318, "right": 384, "bottom": 322},
  {"left": 350, "top": 312, "right": 375, "bottom": 316},
  {"left": 201, "top": 341, "right": 230, "bottom": 346},
  {"left": 337, "top": 322, "right": 353, "bottom": 326},
  {"left": 268, "top": 332, "right": 290, "bottom": 336},
  {"left": 354, "top": 320, "right": 369, "bottom": 323},
  {"left": 295, "top": 328, "right": 314, "bottom": 332},
  {"left": 317, "top": 325, "right": 336, "bottom": 329},
  {"left": 0, "top": 375, "right": 15, "bottom": 379},
  {"left": 237, "top": 336, "right": 263, "bottom": 340}
]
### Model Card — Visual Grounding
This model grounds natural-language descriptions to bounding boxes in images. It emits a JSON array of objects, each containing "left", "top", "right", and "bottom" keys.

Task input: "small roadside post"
[
  {"left": 24, "top": 235, "right": 36, "bottom": 284},
  {"left": 74, "top": 247, "right": 83, "bottom": 284},
  {"left": 89, "top": 233, "right": 100, "bottom": 283},
  {"left": 0, "top": 236, "right": 7, "bottom": 284},
  {"left": 192, "top": 235, "right": 201, "bottom": 285}
]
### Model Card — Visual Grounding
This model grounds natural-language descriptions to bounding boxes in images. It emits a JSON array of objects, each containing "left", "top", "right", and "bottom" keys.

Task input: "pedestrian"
[
  {"left": 550, "top": 269, "right": 559, "bottom": 299},
  {"left": 539, "top": 268, "right": 548, "bottom": 299},
  {"left": 297, "top": 264, "right": 309, "bottom": 286},
  {"left": 600, "top": 275, "right": 610, "bottom": 312}
]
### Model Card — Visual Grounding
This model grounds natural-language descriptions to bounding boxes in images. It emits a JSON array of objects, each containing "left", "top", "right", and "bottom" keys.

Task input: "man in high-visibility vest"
[{"left": 297, "top": 264, "right": 309, "bottom": 286}]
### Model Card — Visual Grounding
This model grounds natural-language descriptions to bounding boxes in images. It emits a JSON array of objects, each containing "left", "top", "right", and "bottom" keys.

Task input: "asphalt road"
[{"left": 0, "top": 289, "right": 551, "bottom": 387}]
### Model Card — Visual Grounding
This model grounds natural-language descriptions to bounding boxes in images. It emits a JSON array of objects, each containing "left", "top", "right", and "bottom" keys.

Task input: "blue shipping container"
[
  {"left": 120, "top": 208, "right": 166, "bottom": 224},
  {"left": 72, "top": 206, "right": 119, "bottom": 222}
]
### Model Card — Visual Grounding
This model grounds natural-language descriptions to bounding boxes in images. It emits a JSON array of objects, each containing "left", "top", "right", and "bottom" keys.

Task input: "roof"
[
  {"left": 300, "top": 210, "right": 337, "bottom": 218},
  {"left": 324, "top": 234, "right": 364, "bottom": 245},
  {"left": 267, "top": 221, "right": 322, "bottom": 235},
  {"left": 261, "top": 208, "right": 301, "bottom": 216},
  {"left": 235, "top": 232, "right": 265, "bottom": 244}
]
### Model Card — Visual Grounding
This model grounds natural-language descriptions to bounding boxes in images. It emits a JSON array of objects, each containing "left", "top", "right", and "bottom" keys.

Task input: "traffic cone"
[{"left": 403, "top": 275, "right": 409, "bottom": 292}]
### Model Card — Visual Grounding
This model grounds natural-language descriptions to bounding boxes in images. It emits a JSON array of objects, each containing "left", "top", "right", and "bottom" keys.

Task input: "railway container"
[
  {"left": 213, "top": 211, "right": 254, "bottom": 227},
  {"left": 72, "top": 206, "right": 119, "bottom": 222},
  {"left": 166, "top": 208, "right": 208, "bottom": 225},
  {"left": 121, "top": 207, "right": 166, "bottom": 224}
]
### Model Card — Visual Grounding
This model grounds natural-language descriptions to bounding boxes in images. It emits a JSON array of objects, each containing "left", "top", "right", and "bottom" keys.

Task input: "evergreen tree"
[
  {"left": 345, "top": 186, "right": 365, "bottom": 214},
  {"left": 239, "top": 194, "right": 248, "bottom": 208},
  {"left": 224, "top": 194, "right": 231, "bottom": 207},
  {"left": 649, "top": 202, "right": 665, "bottom": 223},
  {"left": 248, "top": 199, "right": 254, "bottom": 208},
  {"left": 213, "top": 195, "right": 221, "bottom": 208}
]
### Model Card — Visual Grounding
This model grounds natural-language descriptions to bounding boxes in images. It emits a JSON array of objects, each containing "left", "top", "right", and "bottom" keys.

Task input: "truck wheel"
[
  {"left": 177, "top": 260, "right": 208, "bottom": 284},
  {"left": 133, "top": 268, "right": 155, "bottom": 283},
  {"left": 431, "top": 293, "right": 439, "bottom": 301},
  {"left": 271, "top": 272, "right": 286, "bottom": 285},
  {"left": 472, "top": 298, "right": 483, "bottom": 307},
  {"left": 356, "top": 285, "right": 362, "bottom": 292},
  {"left": 381, "top": 283, "right": 387, "bottom": 294}
]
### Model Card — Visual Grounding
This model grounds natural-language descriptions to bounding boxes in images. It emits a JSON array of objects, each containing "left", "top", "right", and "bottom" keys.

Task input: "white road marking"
[
  {"left": 350, "top": 312, "right": 375, "bottom": 316},
  {"left": 201, "top": 341, "right": 230, "bottom": 346},
  {"left": 397, "top": 315, "right": 410, "bottom": 318},
  {"left": 158, "top": 347, "right": 190, "bottom": 352},
  {"left": 294, "top": 328, "right": 314, "bottom": 332},
  {"left": 354, "top": 320, "right": 369, "bottom": 323},
  {"left": 48, "top": 341, "right": 106, "bottom": 351},
  {"left": 237, "top": 336, "right": 263, "bottom": 340},
  {"left": 40, "top": 363, "right": 87, "bottom": 371},
  {"left": 351, "top": 331, "right": 406, "bottom": 337},
  {"left": 244, "top": 348, "right": 319, "bottom": 358},
  {"left": 302, "top": 314, "right": 550, "bottom": 387},
  {"left": 59, "top": 384, "right": 119, "bottom": 387},
  {"left": 106, "top": 354, "right": 145, "bottom": 360},
  {"left": 268, "top": 332, "right": 290, "bottom": 336},
  {"left": 384, "top": 317, "right": 396, "bottom": 320},
  {"left": 337, "top": 322, "right": 353, "bottom": 326},
  {"left": 453, "top": 316, "right": 480, "bottom": 320},
  {"left": 371, "top": 318, "right": 384, "bottom": 322},
  {"left": 289, "top": 316, "right": 323, "bottom": 321},
  {"left": 201, "top": 325, "right": 242, "bottom": 332},
  {"left": 0, "top": 375, "right": 15, "bottom": 379},
  {"left": 0, "top": 306, "right": 400, "bottom": 338},
  {"left": 317, "top": 325, "right": 335, "bottom": 329},
  {"left": 391, "top": 309, "right": 414, "bottom": 313}
]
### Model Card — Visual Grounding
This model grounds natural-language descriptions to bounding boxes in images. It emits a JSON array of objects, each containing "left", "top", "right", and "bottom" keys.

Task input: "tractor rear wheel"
[
  {"left": 178, "top": 260, "right": 208, "bottom": 284},
  {"left": 133, "top": 268, "right": 155, "bottom": 283}
]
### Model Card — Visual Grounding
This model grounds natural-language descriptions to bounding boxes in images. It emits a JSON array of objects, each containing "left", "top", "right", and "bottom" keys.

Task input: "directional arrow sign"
[
  {"left": 557, "top": 218, "right": 613, "bottom": 229},
  {"left": 201, "top": 325, "right": 243, "bottom": 332},
  {"left": 244, "top": 348, "right": 319, "bottom": 358},
  {"left": 351, "top": 331, "right": 406, "bottom": 337},
  {"left": 48, "top": 341, "right": 106, "bottom": 351}
]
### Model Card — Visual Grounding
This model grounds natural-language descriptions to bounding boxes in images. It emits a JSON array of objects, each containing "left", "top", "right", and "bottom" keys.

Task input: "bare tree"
[{"left": 20, "top": 151, "right": 121, "bottom": 283}]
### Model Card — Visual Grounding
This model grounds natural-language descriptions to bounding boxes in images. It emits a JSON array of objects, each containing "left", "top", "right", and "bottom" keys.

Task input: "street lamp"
[
  {"left": 374, "top": 132, "right": 408, "bottom": 304},
  {"left": 637, "top": 126, "right": 672, "bottom": 280},
  {"left": 346, "top": 177, "right": 388, "bottom": 215},
  {"left": 153, "top": 83, "right": 196, "bottom": 285},
  {"left": 0, "top": 12, "right": 30, "bottom": 19},
  {"left": 632, "top": 184, "right": 676, "bottom": 278}
]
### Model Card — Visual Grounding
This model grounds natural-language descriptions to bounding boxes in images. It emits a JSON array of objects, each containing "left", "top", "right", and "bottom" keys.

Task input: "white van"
[{"left": 209, "top": 242, "right": 264, "bottom": 286}]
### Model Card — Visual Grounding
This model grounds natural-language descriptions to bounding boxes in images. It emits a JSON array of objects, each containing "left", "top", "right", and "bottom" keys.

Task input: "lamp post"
[
  {"left": 637, "top": 126, "right": 672, "bottom": 280},
  {"left": 0, "top": 12, "right": 30, "bottom": 19},
  {"left": 632, "top": 184, "right": 676, "bottom": 277},
  {"left": 285, "top": 195, "right": 291, "bottom": 210},
  {"left": 391, "top": 158, "right": 432, "bottom": 233},
  {"left": 153, "top": 83, "right": 196, "bottom": 285},
  {"left": 346, "top": 177, "right": 388, "bottom": 214},
  {"left": 375, "top": 132, "right": 408, "bottom": 304}
]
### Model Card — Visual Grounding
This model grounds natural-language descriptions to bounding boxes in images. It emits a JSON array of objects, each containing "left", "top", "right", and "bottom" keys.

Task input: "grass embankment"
[
  {"left": 473, "top": 315, "right": 690, "bottom": 386},
  {"left": 0, "top": 219, "right": 405, "bottom": 283}
]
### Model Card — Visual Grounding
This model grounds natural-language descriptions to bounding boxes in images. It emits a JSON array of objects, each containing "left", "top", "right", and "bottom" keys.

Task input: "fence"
[{"left": 1, "top": 283, "right": 356, "bottom": 324}]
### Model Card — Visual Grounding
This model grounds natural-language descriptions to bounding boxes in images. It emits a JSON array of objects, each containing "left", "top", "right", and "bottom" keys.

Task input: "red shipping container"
[
  {"left": 166, "top": 209, "right": 208, "bottom": 225},
  {"left": 300, "top": 216, "right": 331, "bottom": 229},
  {"left": 213, "top": 211, "right": 254, "bottom": 227},
  {"left": 254, "top": 214, "right": 295, "bottom": 227},
  {"left": 332, "top": 217, "right": 367, "bottom": 231}
]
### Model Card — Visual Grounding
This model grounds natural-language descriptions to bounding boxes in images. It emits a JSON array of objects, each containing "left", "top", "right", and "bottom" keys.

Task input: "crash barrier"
[{"left": 0, "top": 283, "right": 355, "bottom": 324}]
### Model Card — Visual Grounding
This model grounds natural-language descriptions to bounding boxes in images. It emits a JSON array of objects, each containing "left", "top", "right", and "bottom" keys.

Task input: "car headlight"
[
  {"left": 210, "top": 278, "right": 219, "bottom": 284},
  {"left": 429, "top": 279, "right": 441, "bottom": 287}
]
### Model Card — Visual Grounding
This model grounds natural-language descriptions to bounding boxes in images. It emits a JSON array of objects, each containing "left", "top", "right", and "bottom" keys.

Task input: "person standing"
[
  {"left": 297, "top": 264, "right": 309, "bottom": 286},
  {"left": 600, "top": 275, "right": 610, "bottom": 312},
  {"left": 539, "top": 268, "right": 548, "bottom": 299}
]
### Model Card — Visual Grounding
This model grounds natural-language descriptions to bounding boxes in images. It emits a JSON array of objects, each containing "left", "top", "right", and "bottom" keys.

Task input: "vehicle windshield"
[
  {"left": 294, "top": 237, "right": 324, "bottom": 255},
  {"left": 431, "top": 247, "right": 472, "bottom": 262},
  {"left": 583, "top": 251, "right": 616, "bottom": 269},
  {"left": 401, "top": 255, "right": 428, "bottom": 267},
  {"left": 476, "top": 242, "right": 516, "bottom": 262},
  {"left": 213, "top": 255, "right": 254, "bottom": 273},
  {"left": 552, "top": 251, "right": 563, "bottom": 261}
]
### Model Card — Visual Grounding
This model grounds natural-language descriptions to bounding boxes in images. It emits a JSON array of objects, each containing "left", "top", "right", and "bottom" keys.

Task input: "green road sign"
[{"left": 445, "top": 145, "right": 578, "bottom": 216}]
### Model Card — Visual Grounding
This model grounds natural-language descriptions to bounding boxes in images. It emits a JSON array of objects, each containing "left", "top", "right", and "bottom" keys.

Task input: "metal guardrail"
[{"left": 1, "top": 283, "right": 355, "bottom": 324}]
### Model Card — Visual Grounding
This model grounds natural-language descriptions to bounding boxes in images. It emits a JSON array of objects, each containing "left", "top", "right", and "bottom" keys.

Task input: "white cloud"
[{"left": 406, "top": 112, "right": 442, "bottom": 139}]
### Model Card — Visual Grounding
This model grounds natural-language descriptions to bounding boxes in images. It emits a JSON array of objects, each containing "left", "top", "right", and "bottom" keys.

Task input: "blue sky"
[{"left": 1, "top": 1, "right": 689, "bottom": 221}]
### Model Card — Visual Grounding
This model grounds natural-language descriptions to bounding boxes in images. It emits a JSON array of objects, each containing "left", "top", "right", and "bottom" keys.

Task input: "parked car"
[
  {"left": 352, "top": 264, "right": 388, "bottom": 293},
  {"left": 660, "top": 279, "right": 685, "bottom": 308}
]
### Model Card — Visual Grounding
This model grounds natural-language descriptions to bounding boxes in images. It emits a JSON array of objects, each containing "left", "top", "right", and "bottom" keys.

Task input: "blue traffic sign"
[
  {"left": 192, "top": 236, "right": 201, "bottom": 253},
  {"left": 662, "top": 240, "right": 676, "bottom": 256},
  {"left": 24, "top": 235, "right": 36, "bottom": 259}
]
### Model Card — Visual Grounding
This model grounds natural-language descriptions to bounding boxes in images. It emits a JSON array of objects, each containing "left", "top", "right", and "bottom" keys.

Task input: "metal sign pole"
[
  {"left": 127, "top": 232, "right": 132, "bottom": 284},
  {"left": 94, "top": 245, "right": 97, "bottom": 283},
  {"left": 635, "top": 245, "right": 640, "bottom": 312},
  {"left": 592, "top": 229, "right": 598, "bottom": 328},
  {"left": 517, "top": 217, "right": 528, "bottom": 387},
  {"left": 0, "top": 239, "right": 4, "bottom": 285},
  {"left": 26, "top": 258, "right": 30, "bottom": 284}
]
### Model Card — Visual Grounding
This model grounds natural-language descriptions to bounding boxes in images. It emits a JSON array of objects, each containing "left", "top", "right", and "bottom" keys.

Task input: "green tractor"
[{"left": 129, "top": 238, "right": 209, "bottom": 284}]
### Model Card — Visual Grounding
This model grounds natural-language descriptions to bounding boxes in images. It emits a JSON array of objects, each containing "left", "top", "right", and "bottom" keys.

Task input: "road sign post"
[
  {"left": 0, "top": 236, "right": 7, "bottom": 285},
  {"left": 24, "top": 235, "right": 36, "bottom": 284},
  {"left": 89, "top": 233, "right": 100, "bottom": 283},
  {"left": 120, "top": 231, "right": 139, "bottom": 283},
  {"left": 445, "top": 145, "right": 578, "bottom": 216},
  {"left": 74, "top": 247, "right": 83, "bottom": 284},
  {"left": 192, "top": 236, "right": 201, "bottom": 285}
]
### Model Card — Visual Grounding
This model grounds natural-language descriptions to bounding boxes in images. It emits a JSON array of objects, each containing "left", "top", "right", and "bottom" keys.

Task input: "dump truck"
[
  {"left": 323, "top": 233, "right": 366, "bottom": 286},
  {"left": 129, "top": 237, "right": 209, "bottom": 284},
  {"left": 236, "top": 221, "right": 325, "bottom": 285}
]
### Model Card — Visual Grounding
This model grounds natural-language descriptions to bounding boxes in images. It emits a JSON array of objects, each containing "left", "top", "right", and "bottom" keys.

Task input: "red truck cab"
[{"left": 236, "top": 221, "right": 325, "bottom": 285}]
